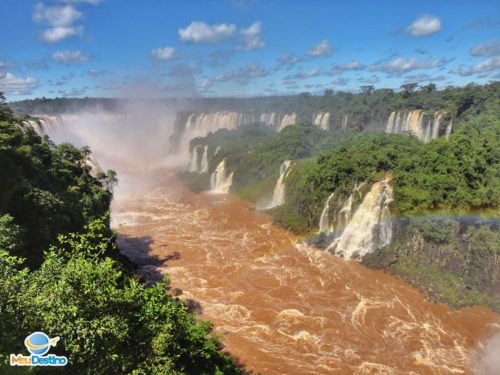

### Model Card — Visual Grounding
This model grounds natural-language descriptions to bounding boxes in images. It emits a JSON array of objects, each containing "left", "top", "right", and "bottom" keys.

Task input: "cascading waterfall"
[
  {"left": 313, "top": 112, "right": 330, "bottom": 130},
  {"left": 200, "top": 145, "right": 209, "bottom": 173},
  {"left": 173, "top": 111, "right": 300, "bottom": 156},
  {"left": 318, "top": 192, "right": 335, "bottom": 233},
  {"left": 188, "top": 145, "right": 202, "bottom": 172},
  {"left": 210, "top": 158, "right": 234, "bottom": 193},
  {"left": 445, "top": 118, "right": 453, "bottom": 139},
  {"left": 385, "top": 110, "right": 452, "bottom": 142},
  {"left": 341, "top": 114, "right": 349, "bottom": 129},
  {"left": 279, "top": 113, "right": 297, "bottom": 131},
  {"left": 260, "top": 112, "right": 279, "bottom": 128},
  {"left": 267, "top": 160, "right": 293, "bottom": 209},
  {"left": 326, "top": 178, "right": 393, "bottom": 260}
]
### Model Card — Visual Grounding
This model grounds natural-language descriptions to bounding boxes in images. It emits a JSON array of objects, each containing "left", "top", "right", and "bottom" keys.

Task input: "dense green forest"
[
  {"left": 0, "top": 93, "right": 242, "bottom": 374},
  {"left": 0, "top": 99, "right": 115, "bottom": 267}
]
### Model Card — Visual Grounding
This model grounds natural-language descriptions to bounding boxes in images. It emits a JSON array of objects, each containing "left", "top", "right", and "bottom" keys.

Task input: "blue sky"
[{"left": 0, "top": 0, "right": 499, "bottom": 100}]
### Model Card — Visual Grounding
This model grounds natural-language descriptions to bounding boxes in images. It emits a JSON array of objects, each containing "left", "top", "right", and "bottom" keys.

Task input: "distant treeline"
[{"left": 9, "top": 82, "right": 500, "bottom": 125}]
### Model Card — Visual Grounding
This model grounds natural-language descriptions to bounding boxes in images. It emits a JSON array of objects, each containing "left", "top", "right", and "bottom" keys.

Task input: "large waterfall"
[
  {"left": 318, "top": 192, "right": 335, "bottom": 233},
  {"left": 188, "top": 145, "right": 202, "bottom": 172},
  {"left": 278, "top": 113, "right": 297, "bottom": 131},
  {"left": 172, "top": 111, "right": 301, "bottom": 156},
  {"left": 326, "top": 179, "right": 393, "bottom": 260},
  {"left": 21, "top": 115, "right": 71, "bottom": 136},
  {"left": 341, "top": 114, "right": 349, "bottom": 130},
  {"left": 267, "top": 160, "right": 294, "bottom": 209},
  {"left": 259, "top": 112, "right": 279, "bottom": 128},
  {"left": 312, "top": 112, "right": 330, "bottom": 130},
  {"left": 385, "top": 110, "right": 452, "bottom": 142},
  {"left": 200, "top": 145, "right": 209, "bottom": 173},
  {"left": 210, "top": 159, "right": 234, "bottom": 193}
]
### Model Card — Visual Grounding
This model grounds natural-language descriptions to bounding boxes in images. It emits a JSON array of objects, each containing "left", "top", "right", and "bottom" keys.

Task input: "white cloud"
[
  {"left": 358, "top": 75, "right": 380, "bottom": 84},
  {"left": 406, "top": 15, "right": 442, "bottom": 36},
  {"left": 0, "top": 72, "right": 38, "bottom": 95},
  {"left": 371, "top": 57, "right": 443, "bottom": 74},
  {"left": 307, "top": 40, "right": 332, "bottom": 57},
  {"left": 451, "top": 57, "right": 500, "bottom": 76},
  {"left": 88, "top": 69, "right": 106, "bottom": 76},
  {"left": 53, "top": 50, "right": 90, "bottom": 64},
  {"left": 469, "top": 40, "right": 500, "bottom": 57},
  {"left": 239, "top": 21, "right": 264, "bottom": 50},
  {"left": 0, "top": 60, "right": 10, "bottom": 77},
  {"left": 331, "top": 77, "right": 350, "bottom": 86},
  {"left": 200, "top": 63, "right": 268, "bottom": 90},
  {"left": 58, "top": 88, "right": 87, "bottom": 97},
  {"left": 41, "top": 25, "right": 83, "bottom": 42},
  {"left": 33, "top": 3, "right": 82, "bottom": 26},
  {"left": 330, "top": 60, "right": 364, "bottom": 75},
  {"left": 179, "top": 22, "right": 236, "bottom": 44},
  {"left": 286, "top": 68, "right": 321, "bottom": 80},
  {"left": 151, "top": 47, "right": 175, "bottom": 60},
  {"left": 277, "top": 53, "right": 301, "bottom": 66},
  {"left": 33, "top": 2, "right": 84, "bottom": 42}
]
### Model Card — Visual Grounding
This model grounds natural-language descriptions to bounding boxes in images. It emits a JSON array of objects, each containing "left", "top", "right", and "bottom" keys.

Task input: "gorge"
[{"left": 9, "top": 82, "right": 500, "bottom": 374}]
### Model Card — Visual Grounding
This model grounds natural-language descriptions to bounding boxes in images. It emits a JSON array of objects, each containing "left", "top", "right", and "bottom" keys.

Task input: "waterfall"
[
  {"left": 341, "top": 114, "right": 349, "bottom": 129},
  {"left": 267, "top": 160, "right": 294, "bottom": 209},
  {"left": 318, "top": 192, "right": 335, "bottom": 233},
  {"left": 327, "top": 178, "right": 393, "bottom": 260},
  {"left": 188, "top": 145, "right": 201, "bottom": 172},
  {"left": 445, "top": 118, "right": 453, "bottom": 139},
  {"left": 385, "top": 112, "right": 395, "bottom": 133},
  {"left": 85, "top": 154, "right": 103, "bottom": 177},
  {"left": 210, "top": 159, "right": 234, "bottom": 193},
  {"left": 200, "top": 145, "right": 209, "bottom": 173},
  {"left": 260, "top": 112, "right": 279, "bottom": 128},
  {"left": 214, "top": 146, "right": 221, "bottom": 156},
  {"left": 279, "top": 113, "right": 297, "bottom": 131},
  {"left": 313, "top": 112, "right": 330, "bottom": 130},
  {"left": 386, "top": 110, "right": 452, "bottom": 143}
]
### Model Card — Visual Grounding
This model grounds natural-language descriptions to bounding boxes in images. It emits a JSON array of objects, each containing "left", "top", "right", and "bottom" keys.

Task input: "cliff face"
[{"left": 362, "top": 218, "right": 500, "bottom": 312}]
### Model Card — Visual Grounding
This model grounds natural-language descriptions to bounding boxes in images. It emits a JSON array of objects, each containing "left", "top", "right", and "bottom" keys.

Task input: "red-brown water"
[{"left": 113, "top": 170, "right": 499, "bottom": 374}]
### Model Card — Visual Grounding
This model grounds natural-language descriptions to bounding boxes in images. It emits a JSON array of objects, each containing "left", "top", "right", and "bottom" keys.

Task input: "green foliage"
[
  {"left": 394, "top": 113, "right": 500, "bottom": 213},
  {"left": 0, "top": 109, "right": 116, "bottom": 267},
  {"left": 467, "top": 224, "right": 500, "bottom": 255},
  {"left": 284, "top": 133, "right": 420, "bottom": 231},
  {"left": 408, "top": 218, "right": 458, "bottom": 245},
  {"left": 0, "top": 219, "right": 241, "bottom": 374},
  {"left": 0, "top": 214, "right": 22, "bottom": 253},
  {"left": 267, "top": 204, "right": 309, "bottom": 234},
  {"left": 363, "top": 220, "right": 500, "bottom": 312}
]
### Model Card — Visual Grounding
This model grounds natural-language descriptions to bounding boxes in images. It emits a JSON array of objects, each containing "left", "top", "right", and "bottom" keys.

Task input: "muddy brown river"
[{"left": 113, "top": 170, "right": 499, "bottom": 375}]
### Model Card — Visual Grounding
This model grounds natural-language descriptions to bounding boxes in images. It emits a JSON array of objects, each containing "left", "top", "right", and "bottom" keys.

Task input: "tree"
[
  {"left": 0, "top": 219, "right": 242, "bottom": 374},
  {"left": 0, "top": 92, "right": 13, "bottom": 121},
  {"left": 400, "top": 83, "right": 418, "bottom": 97},
  {"left": 324, "top": 89, "right": 334, "bottom": 96},
  {"left": 421, "top": 83, "right": 436, "bottom": 94},
  {"left": 360, "top": 85, "right": 374, "bottom": 94}
]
